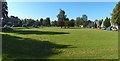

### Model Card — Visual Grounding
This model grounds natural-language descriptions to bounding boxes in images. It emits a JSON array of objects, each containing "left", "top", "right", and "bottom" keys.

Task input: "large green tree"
[
  {"left": 70, "top": 19, "right": 75, "bottom": 27},
  {"left": 76, "top": 17, "right": 84, "bottom": 27},
  {"left": 112, "top": 2, "right": 120, "bottom": 26},
  {"left": 57, "top": 9, "right": 66, "bottom": 28},
  {"left": 46, "top": 17, "right": 51, "bottom": 26},
  {"left": 2, "top": 2, "right": 8, "bottom": 26},
  {"left": 2, "top": 2, "right": 8, "bottom": 19},
  {"left": 104, "top": 17, "right": 111, "bottom": 27}
]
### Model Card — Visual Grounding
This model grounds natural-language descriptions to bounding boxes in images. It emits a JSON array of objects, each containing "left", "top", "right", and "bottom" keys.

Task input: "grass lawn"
[{"left": 1, "top": 27, "right": 118, "bottom": 59}]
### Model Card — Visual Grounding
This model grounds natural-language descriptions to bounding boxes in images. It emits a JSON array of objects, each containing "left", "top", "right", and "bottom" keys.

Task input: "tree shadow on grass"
[
  {"left": 63, "top": 27, "right": 82, "bottom": 29},
  {"left": 2, "top": 28, "right": 70, "bottom": 35},
  {"left": 2, "top": 34, "right": 75, "bottom": 59}
]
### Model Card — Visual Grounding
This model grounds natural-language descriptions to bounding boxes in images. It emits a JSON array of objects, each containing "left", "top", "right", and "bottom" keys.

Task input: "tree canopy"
[
  {"left": 112, "top": 1, "right": 120, "bottom": 26},
  {"left": 2, "top": 2, "right": 8, "bottom": 19},
  {"left": 104, "top": 17, "right": 111, "bottom": 27},
  {"left": 57, "top": 9, "right": 67, "bottom": 28}
]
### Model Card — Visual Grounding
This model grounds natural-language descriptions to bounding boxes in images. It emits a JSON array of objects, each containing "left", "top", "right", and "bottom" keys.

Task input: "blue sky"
[
  {"left": 6, "top": 0, "right": 120, "bottom": 2},
  {"left": 8, "top": 2, "right": 117, "bottom": 21}
]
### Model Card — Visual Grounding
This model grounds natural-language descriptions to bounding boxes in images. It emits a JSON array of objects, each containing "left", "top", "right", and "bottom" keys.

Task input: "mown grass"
[{"left": 1, "top": 27, "right": 118, "bottom": 59}]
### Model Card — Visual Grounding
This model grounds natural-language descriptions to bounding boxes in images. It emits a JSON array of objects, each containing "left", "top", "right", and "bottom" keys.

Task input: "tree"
[
  {"left": 40, "top": 18, "right": 43, "bottom": 26},
  {"left": 112, "top": 1, "right": 120, "bottom": 29},
  {"left": 51, "top": 20, "right": 57, "bottom": 26},
  {"left": 46, "top": 17, "right": 51, "bottom": 26},
  {"left": 43, "top": 19, "right": 47, "bottom": 26},
  {"left": 83, "top": 21, "right": 88, "bottom": 28},
  {"left": 18, "top": 20, "right": 22, "bottom": 27},
  {"left": 75, "top": 17, "right": 84, "bottom": 27},
  {"left": 70, "top": 19, "right": 75, "bottom": 27},
  {"left": 26, "top": 19, "right": 35, "bottom": 26},
  {"left": 2, "top": 2, "right": 8, "bottom": 19},
  {"left": 81, "top": 15, "right": 88, "bottom": 21},
  {"left": 64, "top": 18, "right": 70, "bottom": 28},
  {"left": 57, "top": 9, "right": 67, "bottom": 28},
  {"left": 75, "top": 17, "right": 81, "bottom": 27},
  {"left": 22, "top": 18, "right": 28, "bottom": 27},
  {"left": 34, "top": 19, "right": 39, "bottom": 27},
  {"left": 57, "top": 19, "right": 64, "bottom": 28},
  {"left": 43, "top": 17, "right": 51, "bottom": 26},
  {"left": 104, "top": 17, "right": 111, "bottom": 27},
  {"left": 2, "top": 2, "right": 8, "bottom": 27}
]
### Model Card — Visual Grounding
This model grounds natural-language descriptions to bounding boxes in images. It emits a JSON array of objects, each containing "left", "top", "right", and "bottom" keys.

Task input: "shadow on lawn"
[
  {"left": 63, "top": 27, "right": 81, "bottom": 29},
  {"left": 2, "top": 34, "right": 75, "bottom": 59},
  {"left": 2, "top": 28, "right": 69, "bottom": 35}
]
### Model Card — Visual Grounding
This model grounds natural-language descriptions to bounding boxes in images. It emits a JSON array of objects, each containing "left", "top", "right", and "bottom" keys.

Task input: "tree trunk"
[
  {"left": 61, "top": 26, "right": 62, "bottom": 28},
  {"left": 68, "top": 26, "right": 69, "bottom": 28},
  {"left": 64, "top": 26, "right": 66, "bottom": 28}
]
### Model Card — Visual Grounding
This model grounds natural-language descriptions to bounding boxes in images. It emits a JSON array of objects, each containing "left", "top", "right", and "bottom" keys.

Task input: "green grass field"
[{"left": 1, "top": 27, "right": 118, "bottom": 59}]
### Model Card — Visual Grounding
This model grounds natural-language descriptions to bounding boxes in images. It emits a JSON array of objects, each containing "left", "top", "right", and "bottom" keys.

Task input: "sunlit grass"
[{"left": 1, "top": 27, "right": 118, "bottom": 59}]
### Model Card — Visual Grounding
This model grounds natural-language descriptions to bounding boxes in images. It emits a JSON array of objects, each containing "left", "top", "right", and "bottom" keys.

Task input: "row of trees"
[
  {"left": 1, "top": 1, "right": 120, "bottom": 29},
  {"left": 1, "top": 10, "right": 112, "bottom": 28},
  {"left": 56, "top": 9, "right": 112, "bottom": 28},
  {"left": 18, "top": 16, "right": 87, "bottom": 28},
  {"left": 51, "top": 19, "right": 75, "bottom": 28},
  {"left": 17, "top": 17, "right": 51, "bottom": 27}
]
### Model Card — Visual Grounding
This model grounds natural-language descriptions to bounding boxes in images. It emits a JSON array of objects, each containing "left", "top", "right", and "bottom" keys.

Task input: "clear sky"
[{"left": 8, "top": 2, "right": 117, "bottom": 21}]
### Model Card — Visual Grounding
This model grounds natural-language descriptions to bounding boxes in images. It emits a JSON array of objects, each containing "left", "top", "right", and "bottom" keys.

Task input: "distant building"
[
  {"left": 87, "top": 22, "right": 94, "bottom": 28},
  {"left": 94, "top": 20, "right": 100, "bottom": 28},
  {"left": 86, "top": 20, "right": 94, "bottom": 28},
  {"left": 101, "top": 20, "right": 104, "bottom": 28}
]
